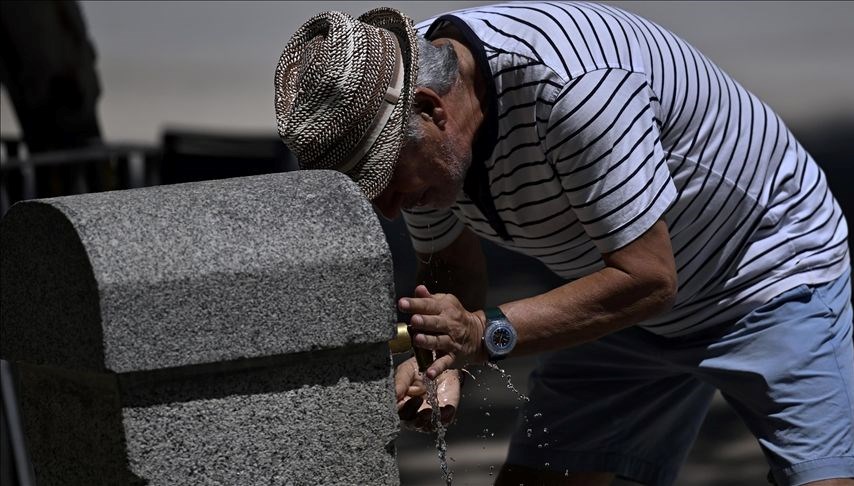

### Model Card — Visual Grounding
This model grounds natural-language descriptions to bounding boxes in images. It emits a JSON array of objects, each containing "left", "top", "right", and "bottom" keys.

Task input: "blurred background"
[{"left": 1, "top": 1, "right": 851, "bottom": 485}]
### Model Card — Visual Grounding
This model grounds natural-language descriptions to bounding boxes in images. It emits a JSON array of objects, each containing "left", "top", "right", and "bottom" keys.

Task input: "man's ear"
[{"left": 413, "top": 87, "right": 448, "bottom": 130}]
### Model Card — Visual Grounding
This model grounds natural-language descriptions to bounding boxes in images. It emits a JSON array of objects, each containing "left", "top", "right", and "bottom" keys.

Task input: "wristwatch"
[{"left": 482, "top": 307, "right": 518, "bottom": 361}]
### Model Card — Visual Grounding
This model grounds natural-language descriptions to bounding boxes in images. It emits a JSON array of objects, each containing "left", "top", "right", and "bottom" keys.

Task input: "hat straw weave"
[{"left": 274, "top": 8, "right": 419, "bottom": 200}]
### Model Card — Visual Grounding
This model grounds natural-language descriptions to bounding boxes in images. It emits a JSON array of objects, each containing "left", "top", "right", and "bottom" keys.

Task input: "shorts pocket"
[{"left": 811, "top": 272, "right": 851, "bottom": 317}]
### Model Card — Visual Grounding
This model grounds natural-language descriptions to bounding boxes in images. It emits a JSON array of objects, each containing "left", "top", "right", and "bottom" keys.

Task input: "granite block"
[
  {"left": 0, "top": 170, "right": 396, "bottom": 372},
  {"left": 120, "top": 344, "right": 399, "bottom": 485},
  {"left": 13, "top": 363, "right": 144, "bottom": 485},
  {"left": 1, "top": 170, "right": 402, "bottom": 484},
  {"left": 0, "top": 203, "right": 104, "bottom": 371}
]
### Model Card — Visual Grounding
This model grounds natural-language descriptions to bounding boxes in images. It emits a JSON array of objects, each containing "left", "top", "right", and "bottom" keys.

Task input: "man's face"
[{"left": 372, "top": 126, "right": 472, "bottom": 220}]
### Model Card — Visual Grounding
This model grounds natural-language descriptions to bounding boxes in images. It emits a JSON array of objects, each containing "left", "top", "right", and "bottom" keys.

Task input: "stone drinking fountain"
[{"left": 1, "top": 171, "right": 402, "bottom": 484}]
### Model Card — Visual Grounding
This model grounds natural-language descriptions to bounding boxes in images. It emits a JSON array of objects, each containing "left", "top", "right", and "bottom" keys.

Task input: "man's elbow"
[{"left": 647, "top": 269, "right": 678, "bottom": 315}]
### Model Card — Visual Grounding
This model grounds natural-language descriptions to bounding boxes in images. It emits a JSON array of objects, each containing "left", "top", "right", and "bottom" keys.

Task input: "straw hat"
[{"left": 274, "top": 8, "right": 419, "bottom": 200}]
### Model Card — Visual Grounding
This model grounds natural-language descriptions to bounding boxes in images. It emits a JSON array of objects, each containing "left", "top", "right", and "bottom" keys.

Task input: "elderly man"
[{"left": 275, "top": 3, "right": 852, "bottom": 485}]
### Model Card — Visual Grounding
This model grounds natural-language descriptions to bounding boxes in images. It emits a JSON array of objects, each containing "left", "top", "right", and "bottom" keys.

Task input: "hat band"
[{"left": 338, "top": 34, "right": 405, "bottom": 174}]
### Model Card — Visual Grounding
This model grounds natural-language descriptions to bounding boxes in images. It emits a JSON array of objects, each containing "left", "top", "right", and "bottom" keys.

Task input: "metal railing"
[{"left": 0, "top": 139, "right": 161, "bottom": 216}]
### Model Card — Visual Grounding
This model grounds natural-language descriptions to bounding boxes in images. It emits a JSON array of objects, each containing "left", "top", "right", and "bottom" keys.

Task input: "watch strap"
[{"left": 485, "top": 307, "right": 505, "bottom": 321}]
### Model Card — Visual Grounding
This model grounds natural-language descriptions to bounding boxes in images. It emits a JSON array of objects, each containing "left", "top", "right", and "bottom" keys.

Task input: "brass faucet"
[{"left": 389, "top": 322, "right": 433, "bottom": 372}]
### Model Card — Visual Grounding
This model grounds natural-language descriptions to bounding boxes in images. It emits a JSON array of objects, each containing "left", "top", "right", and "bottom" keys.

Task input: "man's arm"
[
  {"left": 401, "top": 218, "right": 677, "bottom": 378},
  {"left": 503, "top": 218, "right": 676, "bottom": 355}
]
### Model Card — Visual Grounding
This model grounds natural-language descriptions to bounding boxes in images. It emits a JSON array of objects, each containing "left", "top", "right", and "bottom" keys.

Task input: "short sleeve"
[
  {"left": 544, "top": 69, "right": 676, "bottom": 253},
  {"left": 402, "top": 207, "right": 465, "bottom": 254}
]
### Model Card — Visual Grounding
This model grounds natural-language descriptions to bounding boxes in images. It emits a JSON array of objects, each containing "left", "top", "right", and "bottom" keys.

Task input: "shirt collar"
[{"left": 425, "top": 15, "right": 511, "bottom": 241}]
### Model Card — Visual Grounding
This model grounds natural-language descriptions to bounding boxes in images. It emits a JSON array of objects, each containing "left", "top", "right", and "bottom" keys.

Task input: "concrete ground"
[{"left": 397, "top": 355, "right": 768, "bottom": 486}]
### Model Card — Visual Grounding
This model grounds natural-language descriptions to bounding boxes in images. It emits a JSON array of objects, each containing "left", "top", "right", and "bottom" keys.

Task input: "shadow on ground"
[{"left": 397, "top": 355, "right": 767, "bottom": 486}]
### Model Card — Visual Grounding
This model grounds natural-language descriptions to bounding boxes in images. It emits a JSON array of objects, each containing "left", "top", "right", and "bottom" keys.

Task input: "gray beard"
[{"left": 434, "top": 138, "right": 471, "bottom": 208}]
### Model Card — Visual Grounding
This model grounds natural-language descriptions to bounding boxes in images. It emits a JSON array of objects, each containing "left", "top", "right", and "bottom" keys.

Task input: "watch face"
[
  {"left": 491, "top": 327, "right": 513, "bottom": 349},
  {"left": 485, "top": 321, "right": 517, "bottom": 358}
]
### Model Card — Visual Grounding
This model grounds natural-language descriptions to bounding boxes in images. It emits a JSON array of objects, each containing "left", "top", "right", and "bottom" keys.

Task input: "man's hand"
[
  {"left": 398, "top": 285, "right": 487, "bottom": 379},
  {"left": 395, "top": 357, "right": 461, "bottom": 432}
]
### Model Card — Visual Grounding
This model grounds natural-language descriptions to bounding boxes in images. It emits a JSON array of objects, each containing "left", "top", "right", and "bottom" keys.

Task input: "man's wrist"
[
  {"left": 472, "top": 309, "right": 488, "bottom": 363},
  {"left": 481, "top": 306, "right": 518, "bottom": 361}
]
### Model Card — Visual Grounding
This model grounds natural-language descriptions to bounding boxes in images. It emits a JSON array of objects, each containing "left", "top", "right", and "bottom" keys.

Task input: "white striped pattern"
[{"left": 402, "top": 1, "right": 849, "bottom": 336}]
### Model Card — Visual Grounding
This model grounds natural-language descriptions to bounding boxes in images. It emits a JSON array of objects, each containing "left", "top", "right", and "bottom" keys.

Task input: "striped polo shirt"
[{"left": 402, "top": 1, "right": 849, "bottom": 336}]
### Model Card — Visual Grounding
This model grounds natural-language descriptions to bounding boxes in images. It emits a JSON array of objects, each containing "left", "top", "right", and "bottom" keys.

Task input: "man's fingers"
[
  {"left": 397, "top": 395, "right": 423, "bottom": 421},
  {"left": 412, "top": 332, "right": 455, "bottom": 352},
  {"left": 399, "top": 368, "right": 462, "bottom": 432},
  {"left": 409, "top": 313, "right": 445, "bottom": 333},
  {"left": 436, "top": 371, "right": 461, "bottom": 407},
  {"left": 414, "top": 285, "right": 432, "bottom": 298},
  {"left": 414, "top": 403, "right": 457, "bottom": 430},
  {"left": 397, "top": 283, "right": 436, "bottom": 313},
  {"left": 427, "top": 353, "right": 456, "bottom": 380},
  {"left": 408, "top": 407, "right": 456, "bottom": 432},
  {"left": 440, "top": 405, "right": 457, "bottom": 425},
  {"left": 398, "top": 296, "right": 442, "bottom": 315},
  {"left": 414, "top": 408, "right": 433, "bottom": 432},
  {"left": 407, "top": 384, "right": 424, "bottom": 396},
  {"left": 394, "top": 358, "right": 420, "bottom": 400}
]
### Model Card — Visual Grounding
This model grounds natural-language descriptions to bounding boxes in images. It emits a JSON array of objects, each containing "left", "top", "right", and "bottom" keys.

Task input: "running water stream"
[
  {"left": 421, "top": 362, "right": 531, "bottom": 485},
  {"left": 417, "top": 223, "right": 530, "bottom": 484},
  {"left": 421, "top": 222, "right": 455, "bottom": 485},
  {"left": 425, "top": 376, "right": 453, "bottom": 485}
]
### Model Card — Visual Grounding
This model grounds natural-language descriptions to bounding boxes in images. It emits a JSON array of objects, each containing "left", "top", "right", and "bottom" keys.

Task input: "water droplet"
[
  {"left": 543, "top": 427, "right": 549, "bottom": 433},
  {"left": 484, "top": 411, "right": 491, "bottom": 417},
  {"left": 537, "top": 444, "right": 543, "bottom": 449},
  {"left": 486, "top": 362, "right": 530, "bottom": 401},
  {"left": 533, "top": 412, "right": 543, "bottom": 419},
  {"left": 526, "top": 428, "right": 533, "bottom": 437},
  {"left": 545, "top": 462, "right": 550, "bottom": 467}
]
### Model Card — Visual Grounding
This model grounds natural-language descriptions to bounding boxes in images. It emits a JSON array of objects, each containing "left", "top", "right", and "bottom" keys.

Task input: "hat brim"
[{"left": 348, "top": 8, "right": 419, "bottom": 200}]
